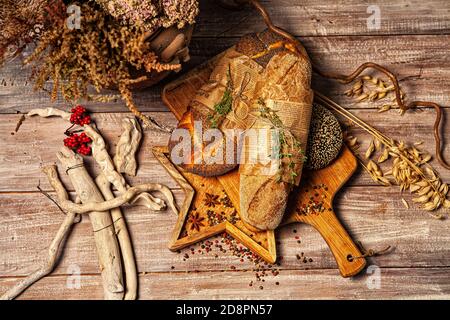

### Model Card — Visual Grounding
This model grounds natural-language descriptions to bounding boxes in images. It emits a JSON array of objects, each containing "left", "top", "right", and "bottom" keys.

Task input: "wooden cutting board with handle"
[{"left": 161, "top": 54, "right": 366, "bottom": 277}]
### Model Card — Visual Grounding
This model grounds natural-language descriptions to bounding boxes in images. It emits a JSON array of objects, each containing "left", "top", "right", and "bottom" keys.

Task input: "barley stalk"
[{"left": 317, "top": 92, "right": 448, "bottom": 217}]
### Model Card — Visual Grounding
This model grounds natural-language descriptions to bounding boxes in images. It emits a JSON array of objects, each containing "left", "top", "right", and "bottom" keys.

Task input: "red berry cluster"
[
  {"left": 63, "top": 133, "right": 92, "bottom": 156},
  {"left": 70, "top": 105, "right": 91, "bottom": 126}
]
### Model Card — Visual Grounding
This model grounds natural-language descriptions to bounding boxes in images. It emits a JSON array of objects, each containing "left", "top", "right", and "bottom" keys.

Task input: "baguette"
[
  {"left": 239, "top": 35, "right": 313, "bottom": 230},
  {"left": 168, "top": 30, "right": 313, "bottom": 230}
]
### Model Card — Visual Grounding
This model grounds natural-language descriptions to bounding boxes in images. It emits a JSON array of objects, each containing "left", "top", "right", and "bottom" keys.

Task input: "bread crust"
[{"left": 168, "top": 29, "right": 312, "bottom": 231}]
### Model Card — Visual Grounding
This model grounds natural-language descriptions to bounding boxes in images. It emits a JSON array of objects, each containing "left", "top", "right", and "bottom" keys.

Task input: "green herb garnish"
[
  {"left": 207, "top": 65, "right": 233, "bottom": 128},
  {"left": 257, "top": 99, "right": 306, "bottom": 184}
]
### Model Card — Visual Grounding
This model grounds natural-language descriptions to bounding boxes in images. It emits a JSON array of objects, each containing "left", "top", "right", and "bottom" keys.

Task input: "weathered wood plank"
[
  {"left": 0, "top": 112, "right": 179, "bottom": 191},
  {"left": 0, "top": 109, "right": 448, "bottom": 192},
  {"left": 1, "top": 35, "right": 450, "bottom": 113},
  {"left": 1, "top": 0, "right": 449, "bottom": 300},
  {"left": 196, "top": 0, "right": 450, "bottom": 37},
  {"left": 0, "top": 187, "right": 448, "bottom": 278},
  {"left": 1, "top": 267, "right": 449, "bottom": 299}
]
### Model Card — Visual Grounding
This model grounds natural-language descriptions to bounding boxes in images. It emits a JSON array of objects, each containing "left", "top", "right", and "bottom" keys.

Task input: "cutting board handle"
[{"left": 308, "top": 209, "right": 366, "bottom": 278}]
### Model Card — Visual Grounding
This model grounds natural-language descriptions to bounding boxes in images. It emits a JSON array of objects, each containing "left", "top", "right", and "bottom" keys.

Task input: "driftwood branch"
[
  {"left": 18, "top": 108, "right": 178, "bottom": 300},
  {"left": 1, "top": 166, "right": 76, "bottom": 300},
  {"left": 28, "top": 108, "right": 71, "bottom": 121},
  {"left": 84, "top": 125, "right": 128, "bottom": 193},
  {"left": 56, "top": 147, "right": 124, "bottom": 300},
  {"left": 27, "top": 108, "right": 168, "bottom": 211},
  {"left": 114, "top": 117, "right": 142, "bottom": 177},
  {"left": 96, "top": 174, "right": 138, "bottom": 300},
  {"left": 50, "top": 179, "right": 178, "bottom": 215},
  {"left": 85, "top": 124, "right": 166, "bottom": 211}
]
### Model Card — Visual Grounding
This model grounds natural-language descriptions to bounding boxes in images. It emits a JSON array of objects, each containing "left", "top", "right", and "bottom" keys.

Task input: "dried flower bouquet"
[
  {"left": 1, "top": 0, "right": 199, "bottom": 131},
  {"left": 94, "top": 0, "right": 199, "bottom": 32}
]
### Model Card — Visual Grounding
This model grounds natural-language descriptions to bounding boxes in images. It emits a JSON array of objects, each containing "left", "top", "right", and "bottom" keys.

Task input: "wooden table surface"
[{"left": 1, "top": 0, "right": 449, "bottom": 299}]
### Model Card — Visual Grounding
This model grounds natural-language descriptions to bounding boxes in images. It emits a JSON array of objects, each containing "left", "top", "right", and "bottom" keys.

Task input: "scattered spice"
[
  {"left": 177, "top": 233, "right": 284, "bottom": 290},
  {"left": 220, "top": 194, "right": 234, "bottom": 208},
  {"left": 295, "top": 184, "right": 330, "bottom": 216}
]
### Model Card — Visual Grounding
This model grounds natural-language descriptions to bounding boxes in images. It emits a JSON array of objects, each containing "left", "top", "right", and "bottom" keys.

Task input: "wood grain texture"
[
  {"left": 2, "top": 35, "right": 450, "bottom": 113},
  {"left": 162, "top": 56, "right": 365, "bottom": 275},
  {"left": 1, "top": 267, "right": 449, "bottom": 300},
  {"left": 0, "top": 109, "right": 448, "bottom": 192},
  {"left": 283, "top": 147, "right": 366, "bottom": 277},
  {"left": 0, "top": 0, "right": 449, "bottom": 299},
  {"left": 195, "top": 0, "right": 450, "bottom": 37},
  {"left": 1, "top": 187, "right": 449, "bottom": 278}
]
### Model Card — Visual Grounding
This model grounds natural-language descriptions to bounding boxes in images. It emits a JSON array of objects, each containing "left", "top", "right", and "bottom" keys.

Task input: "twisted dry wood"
[
  {"left": 0, "top": 166, "right": 76, "bottom": 300},
  {"left": 27, "top": 108, "right": 170, "bottom": 210},
  {"left": 114, "top": 117, "right": 142, "bottom": 177},
  {"left": 85, "top": 124, "right": 167, "bottom": 210},
  {"left": 26, "top": 107, "right": 176, "bottom": 212},
  {"left": 96, "top": 173, "right": 138, "bottom": 300},
  {"left": 314, "top": 62, "right": 450, "bottom": 171},
  {"left": 50, "top": 180, "right": 178, "bottom": 215},
  {"left": 248, "top": 0, "right": 308, "bottom": 59},
  {"left": 28, "top": 108, "right": 71, "bottom": 121},
  {"left": 57, "top": 147, "right": 124, "bottom": 300},
  {"left": 84, "top": 125, "right": 127, "bottom": 192}
]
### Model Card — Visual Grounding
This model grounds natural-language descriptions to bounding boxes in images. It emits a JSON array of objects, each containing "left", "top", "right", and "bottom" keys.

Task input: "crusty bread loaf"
[
  {"left": 167, "top": 106, "right": 237, "bottom": 176},
  {"left": 168, "top": 29, "right": 313, "bottom": 231},
  {"left": 238, "top": 32, "right": 313, "bottom": 230},
  {"left": 240, "top": 176, "right": 292, "bottom": 231},
  {"left": 168, "top": 30, "right": 296, "bottom": 175}
]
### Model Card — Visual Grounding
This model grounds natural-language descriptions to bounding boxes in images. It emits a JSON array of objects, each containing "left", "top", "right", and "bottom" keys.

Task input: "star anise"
[
  {"left": 203, "top": 193, "right": 220, "bottom": 207},
  {"left": 188, "top": 212, "right": 205, "bottom": 232}
]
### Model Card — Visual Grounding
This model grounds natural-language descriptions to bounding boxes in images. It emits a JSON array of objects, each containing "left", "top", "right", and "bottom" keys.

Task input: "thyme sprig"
[
  {"left": 207, "top": 65, "right": 233, "bottom": 128},
  {"left": 257, "top": 99, "right": 306, "bottom": 184}
]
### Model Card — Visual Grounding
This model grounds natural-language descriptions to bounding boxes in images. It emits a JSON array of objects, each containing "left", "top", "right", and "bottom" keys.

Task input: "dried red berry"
[
  {"left": 65, "top": 106, "right": 92, "bottom": 156},
  {"left": 69, "top": 105, "right": 90, "bottom": 126},
  {"left": 78, "top": 133, "right": 91, "bottom": 144},
  {"left": 71, "top": 105, "right": 86, "bottom": 115}
]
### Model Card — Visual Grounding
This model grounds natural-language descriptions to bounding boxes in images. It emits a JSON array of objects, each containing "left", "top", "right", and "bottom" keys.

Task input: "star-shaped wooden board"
[
  {"left": 159, "top": 52, "right": 366, "bottom": 277},
  {"left": 153, "top": 146, "right": 277, "bottom": 263}
]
